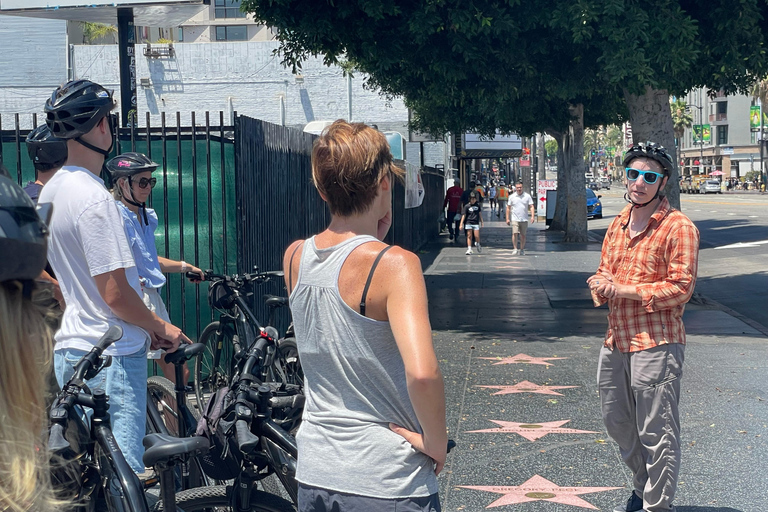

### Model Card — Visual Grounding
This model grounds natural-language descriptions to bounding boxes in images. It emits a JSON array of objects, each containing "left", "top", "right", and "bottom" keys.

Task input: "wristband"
[{"left": 181, "top": 261, "right": 188, "bottom": 272}]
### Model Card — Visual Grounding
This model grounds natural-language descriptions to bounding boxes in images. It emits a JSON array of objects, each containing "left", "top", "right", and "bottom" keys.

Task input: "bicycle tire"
[
  {"left": 194, "top": 321, "right": 236, "bottom": 412},
  {"left": 275, "top": 338, "right": 303, "bottom": 389},
  {"left": 150, "top": 485, "right": 295, "bottom": 512},
  {"left": 148, "top": 376, "right": 201, "bottom": 437}
]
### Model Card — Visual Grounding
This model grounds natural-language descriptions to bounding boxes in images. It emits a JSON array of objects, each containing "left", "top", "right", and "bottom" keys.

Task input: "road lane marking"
[{"left": 714, "top": 240, "right": 768, "bottom": 250}]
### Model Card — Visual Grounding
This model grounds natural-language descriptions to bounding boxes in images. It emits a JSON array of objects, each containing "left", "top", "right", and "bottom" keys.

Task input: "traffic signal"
[
  {"left": 590, "top": 149, "right": 596, "bottom": 157},
  {"left": 523, "top": 147, "right": 531, "bottom": 156}
]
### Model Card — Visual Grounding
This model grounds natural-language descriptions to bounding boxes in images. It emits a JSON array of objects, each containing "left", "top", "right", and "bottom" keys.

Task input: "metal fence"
[
  {"left": 1, "top": 111, "right": 237, "bottom": 343},
  {"left": 3, "top": 112, "right": 445, "bottom": 343}
]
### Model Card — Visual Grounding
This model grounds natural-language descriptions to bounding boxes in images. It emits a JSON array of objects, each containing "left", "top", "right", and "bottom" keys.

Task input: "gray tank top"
[{"left": 289, "top": 235, "right": 438, "bottom": 498}]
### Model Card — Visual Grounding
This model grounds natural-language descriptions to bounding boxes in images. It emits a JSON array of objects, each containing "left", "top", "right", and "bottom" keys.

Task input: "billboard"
[
  {"left": 1, "top": 0, "right": 200, "bottom": 8},
  {"left": 749, "top": 105, "right": 768, "bottom": 132},
  {"left": 692, "top": 124, "right": 711, "bottom": 143}
]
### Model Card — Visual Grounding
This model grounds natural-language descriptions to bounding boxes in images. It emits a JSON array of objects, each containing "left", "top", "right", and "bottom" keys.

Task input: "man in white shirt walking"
[
  {"left": 506, "top": 182, "right": 535, "bottom": 255},
  {"left": 39, "top": 79, "right": 189, "bottom": 475}
]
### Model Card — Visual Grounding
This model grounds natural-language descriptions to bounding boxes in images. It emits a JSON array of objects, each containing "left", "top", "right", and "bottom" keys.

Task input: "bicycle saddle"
[
  {"left": 263, "top": 294, "right": 289, "bottom": 308},
  {"left": 142, "top": 433, "right": 209, "bottom": 468},
  {"left": 163, "top": 342, "right": 206, "bottom": 365}
]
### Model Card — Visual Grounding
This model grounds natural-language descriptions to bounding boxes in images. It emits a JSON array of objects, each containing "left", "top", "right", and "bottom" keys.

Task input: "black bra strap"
[
  {"left": 360, "top": 245, "right": 393, "bottom": 317},
  {"left": 288, "top": 241, "right": 303, "bottom": 293}
]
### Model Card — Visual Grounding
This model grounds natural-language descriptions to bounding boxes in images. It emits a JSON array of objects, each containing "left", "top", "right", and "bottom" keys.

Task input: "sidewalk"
[{"left": 427, "top": 206, "right": 766, "bottom": 512}]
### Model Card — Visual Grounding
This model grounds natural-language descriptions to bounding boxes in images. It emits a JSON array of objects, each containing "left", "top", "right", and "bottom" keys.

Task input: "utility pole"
[{"left": 760, "top": 98, "right": 765, "bottom": 187}]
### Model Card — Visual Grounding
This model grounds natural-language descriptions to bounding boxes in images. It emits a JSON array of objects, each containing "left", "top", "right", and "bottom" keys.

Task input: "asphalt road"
[{"left": 587, "top": 188, "right": 768, "bottom": 332}]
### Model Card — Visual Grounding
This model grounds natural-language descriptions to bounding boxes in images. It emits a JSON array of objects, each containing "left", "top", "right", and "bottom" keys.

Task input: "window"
[
  {"left": 215, "top": 0, "right": 246, "bottom": 18},
  {"left": 215, "top": 26, "right": 247, "bottom": 41},
  {"left": 717, "top": 125, "right": 728, "bottom": 145},
  {"left": 178, "top": 27, "right": 183, "bottom": 42},
  {"left": 716, "top": 101, "right": 727, "bottom": 114}
]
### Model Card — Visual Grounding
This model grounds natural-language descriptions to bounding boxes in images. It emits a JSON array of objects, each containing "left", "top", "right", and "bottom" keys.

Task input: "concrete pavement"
[{"left": 427, "top": 205, "right": 766, "bottom": 512}]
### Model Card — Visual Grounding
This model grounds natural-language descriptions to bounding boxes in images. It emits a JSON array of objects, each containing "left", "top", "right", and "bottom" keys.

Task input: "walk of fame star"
[
  {"left": 477, "top": 380, "right": 578, "bottom": 396},
  {"left": 465, "top": 419, "right": 599, "bottom": 441},
  {"left": 479, "top": 353, "right": 567, "bottom": 366},
  {"left": 459, "top": 474, "right": 621, "bottom": 509}
]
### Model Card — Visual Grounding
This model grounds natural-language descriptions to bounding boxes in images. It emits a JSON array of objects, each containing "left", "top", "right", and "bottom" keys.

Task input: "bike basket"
[
  {"left": 209, "top": 281, "right": 236, "bottom": 310},
  {"left": 195, "top": 386, "right": 242, "bottom": 480}
]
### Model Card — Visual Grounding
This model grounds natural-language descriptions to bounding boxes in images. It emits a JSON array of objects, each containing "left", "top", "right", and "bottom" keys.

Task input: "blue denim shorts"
[
  {"left": 54, "top": 344, "right": 148, "bottom": 473},
  {"left": 298, "top": 484, "right": 440, "bottom": 512}
]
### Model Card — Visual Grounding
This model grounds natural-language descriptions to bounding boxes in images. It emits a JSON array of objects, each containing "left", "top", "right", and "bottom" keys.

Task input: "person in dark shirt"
[
  {"left": 23, "top": 125, "right": 68, "bottom": 322},
  {"left": 443, "top": 182, "right": 463, "bottom": 242},
  {"left": 459, "top": 191, "right": 483, "bottom": 255}
]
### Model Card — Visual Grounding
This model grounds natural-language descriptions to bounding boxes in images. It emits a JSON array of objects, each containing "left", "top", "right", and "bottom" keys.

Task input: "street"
[
  {"left": 425, "top": 201, "right": 767, "bottom": 511},
  {"left": 589, "top": 189, "right": 768, "bottom": 333}
]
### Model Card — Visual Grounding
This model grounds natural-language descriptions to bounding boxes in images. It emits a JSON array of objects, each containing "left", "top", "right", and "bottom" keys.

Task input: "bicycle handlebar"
[
  {"left": 235, "top": 419, "right": 261, "bottom": 454},
  {"left": 72, "top": 325, "right": 123, "bottom": 381}
]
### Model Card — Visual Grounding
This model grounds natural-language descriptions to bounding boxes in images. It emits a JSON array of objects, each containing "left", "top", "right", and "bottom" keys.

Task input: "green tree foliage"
[
  {"left": 244, "top": 0, "right": 768, "bottom": 226},
  {"left": 80, "top": 22, "right": 117, "bottom": 44},
  {"left": 670, "top": 98, "right": 693, "bottom": 146}
]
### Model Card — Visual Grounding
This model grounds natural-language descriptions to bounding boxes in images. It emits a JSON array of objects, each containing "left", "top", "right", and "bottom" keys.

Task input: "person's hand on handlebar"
[
  {"left": 151, "top": 321, "right": 190, "bottom": 353},
  {"left": 185, "top": 264, "right": 205, "bottom": 283}
]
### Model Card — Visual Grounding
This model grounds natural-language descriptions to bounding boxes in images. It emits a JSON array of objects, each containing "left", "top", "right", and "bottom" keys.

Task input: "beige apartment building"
[{"left": 679, "top": 87, "right": 763, "bottom": 179}]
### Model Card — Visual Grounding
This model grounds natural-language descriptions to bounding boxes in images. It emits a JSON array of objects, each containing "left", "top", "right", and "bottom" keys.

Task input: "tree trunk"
[
  {"left": 549, "top": 130, "right": 567, "bottom": 231},
  {"left": 538, "top": 133, "right": 547, "bottom": 180},
  {"left": 562, "top": 103, "right": 588, "bottom": 243},
  {"left": 623, "top": 86, "right": 680, "bottom": 210}
]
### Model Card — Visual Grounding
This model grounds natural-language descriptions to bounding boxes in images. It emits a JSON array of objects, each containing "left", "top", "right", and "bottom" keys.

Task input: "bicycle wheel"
[
  {"left": 147, "top": 376, "right": 202, "bottom": 437},
  {"left": 194, "top": 321, "right": 236, "bottom": 412},
  {"left": 275, "top": 338, "right": 303, "bottom": 388},
  {"left": 150, "top": 485, "right": 295, "bottom": 511}
]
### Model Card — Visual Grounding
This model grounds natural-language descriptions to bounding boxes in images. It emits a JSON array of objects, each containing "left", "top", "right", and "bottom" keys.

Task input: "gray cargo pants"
[{"left": 598, "top": 343, "right": 685, "bottom": 512}]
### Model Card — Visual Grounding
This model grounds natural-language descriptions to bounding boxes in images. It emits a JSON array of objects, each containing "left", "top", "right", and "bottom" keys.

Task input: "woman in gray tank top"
[{"left": 283, "top": 120, "right": 447, "bottom": 512}]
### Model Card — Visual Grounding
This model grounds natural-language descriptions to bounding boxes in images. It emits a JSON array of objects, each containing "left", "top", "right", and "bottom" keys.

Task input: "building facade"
[{"left": 679, "top": 87, "right": 763, "bottom": 179}]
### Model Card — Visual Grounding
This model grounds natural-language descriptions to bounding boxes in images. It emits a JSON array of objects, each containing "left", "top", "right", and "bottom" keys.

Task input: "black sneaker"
[{"left": 613, "top": 491, "right": 644, "bottom": 512}]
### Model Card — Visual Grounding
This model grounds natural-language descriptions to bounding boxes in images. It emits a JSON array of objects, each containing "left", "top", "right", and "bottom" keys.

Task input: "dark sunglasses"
[
  {"left": 137, "top": 177, "right": 157, "bottom": 189},
  {"left": 626, "top": 167, "right": 664, "bottom": 185}
]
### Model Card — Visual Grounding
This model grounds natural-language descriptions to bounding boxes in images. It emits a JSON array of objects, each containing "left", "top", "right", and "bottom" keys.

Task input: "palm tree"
[
  {"left": 670, "top": 98, "right": 693, "bottom": 147},
  {"left": 751, "top": 77, "right": 768, "bottom": 185},
  {"left": 81, "top": 22, "right": 118, "bottom": 44}
]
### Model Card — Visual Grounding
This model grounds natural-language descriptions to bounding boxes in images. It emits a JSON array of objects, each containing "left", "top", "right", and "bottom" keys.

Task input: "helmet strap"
[
  {"left": 122, "top": 177, "right": 149, "bottom": 225},
  {"left": 74, "top": 136, "right": 112, "bottom": 157}
]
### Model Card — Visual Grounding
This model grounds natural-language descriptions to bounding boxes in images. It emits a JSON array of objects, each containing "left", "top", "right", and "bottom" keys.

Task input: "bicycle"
[
  {"left": 193, "top": 269, "right": 302, "bottom": 412},
  {"left": 146, "top": 342, "right": 212, "bottom": 490},
  {"left": 49, "top": 325, "right": 151, "bottom": 512}
]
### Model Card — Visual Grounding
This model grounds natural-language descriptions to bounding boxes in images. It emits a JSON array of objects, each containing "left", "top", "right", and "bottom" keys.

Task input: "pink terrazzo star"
[
  {"left": 479, "top": 353, "right": 567, "bottom": 366},
  {"left": 477, "top": 380, "right": 578, "bottom": 396},
  {"left": 465, "top": 419, "right": 598, "bottom": 441},
  {"left": 460, "top": 474, "right": 621, "bottom": 509}
]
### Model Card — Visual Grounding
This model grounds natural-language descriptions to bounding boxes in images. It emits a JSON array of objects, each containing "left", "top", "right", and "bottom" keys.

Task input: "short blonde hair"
[{"left": 311, "top": 120, "right": 404, "bottom": 217}]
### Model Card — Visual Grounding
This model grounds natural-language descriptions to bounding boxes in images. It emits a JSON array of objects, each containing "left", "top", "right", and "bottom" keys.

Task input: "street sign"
[
  {"left": 722, "top": 147, "right": 734, "bottom": 155},
  {"left": 537, "top": 179, "right": 557, "bottom": 218}
]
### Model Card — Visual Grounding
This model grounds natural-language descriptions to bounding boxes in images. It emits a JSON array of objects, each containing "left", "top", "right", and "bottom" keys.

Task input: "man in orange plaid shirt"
[{"left": 587, "top": 142, "right": 699, "bottom": 512}]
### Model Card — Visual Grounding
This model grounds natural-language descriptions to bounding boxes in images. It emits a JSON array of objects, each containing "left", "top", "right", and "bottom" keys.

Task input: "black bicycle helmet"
[
  {"left": 45, "top": 79, "right": 114, "bottom": 158},
  {"left": 0, "top": 174, "right": 49, "bottom": 283},
  {"left": 105, "top": 152, "right": 159, "bottom": 179},
  {"left": 622, "top": 141, "right": 674, "bottom": 175},
  {"left": 26, "top": 125, "right": 68, "bottom": 171}
]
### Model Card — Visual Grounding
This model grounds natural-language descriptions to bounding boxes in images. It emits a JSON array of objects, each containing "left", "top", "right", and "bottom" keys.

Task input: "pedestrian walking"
[
  {"left": 587, "top": 142, "right": 699, "bottom": 512},
  {"left": 505, "top": 182, "right": 535, "bottom": 255},
  {"left": 107, "top": 152, "right": 205, "bottom": 385},
  {"left": 282, "top": 120, "right": 446, "bottom": 512},
  {"left": 488, "top": 183, "right": 497, "bottom": 215},
  {"left": 39, "top": 79, "right": 189, "bottom": 475},
  {"left": 460, "top": 191, "right": 483, "bottom": 254},
  {"left": 496, "top": 182, "right": 508, "bottom": 217},
  {"left": 443, "top": 181, "right": 463, "bottom": 242}
]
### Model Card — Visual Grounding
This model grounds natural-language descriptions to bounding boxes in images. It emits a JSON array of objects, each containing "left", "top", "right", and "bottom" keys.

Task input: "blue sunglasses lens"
[{"left": 626, "top": 168, "right": 660, "bottom": 184}]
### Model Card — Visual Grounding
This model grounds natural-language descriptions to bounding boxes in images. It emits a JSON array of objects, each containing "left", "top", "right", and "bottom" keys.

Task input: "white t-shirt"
[
  {"left": 38, "top": 166, "right": 150, "bottom": 356},
  {"left": 507, "top": 191, "right": 534, "bottom": 222}
]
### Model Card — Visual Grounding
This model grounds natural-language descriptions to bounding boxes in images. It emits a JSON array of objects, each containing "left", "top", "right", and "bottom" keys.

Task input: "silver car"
[{"left": 699, "top": 180, "right": 722, "bottom": 194}]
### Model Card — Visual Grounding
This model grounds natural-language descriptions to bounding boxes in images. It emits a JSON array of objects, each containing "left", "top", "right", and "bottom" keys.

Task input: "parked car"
[
  {"left": 699, "top": 179, "right": 722, "bottom": 194},
  {"left": 680, "top": 176, "right": 694, "bottom": 194},
  {"left": 587, "top": 187, "right": 603, "bottom": 219}
]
